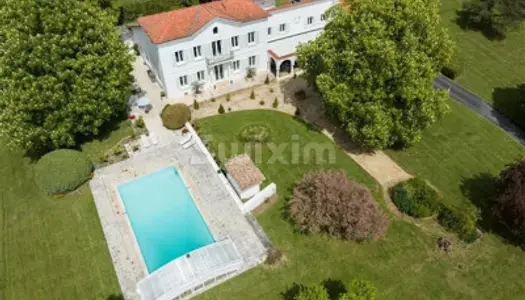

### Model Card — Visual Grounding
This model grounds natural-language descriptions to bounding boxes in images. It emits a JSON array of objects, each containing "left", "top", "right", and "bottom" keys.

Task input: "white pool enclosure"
[{"left": 137, "top": 238, "right": 244, "bottom": 300}]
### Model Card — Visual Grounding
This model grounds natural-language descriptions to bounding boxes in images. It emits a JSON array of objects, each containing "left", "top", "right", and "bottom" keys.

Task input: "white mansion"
[{"left": 132, "top": 0, "right": 338, "bottom": 99}]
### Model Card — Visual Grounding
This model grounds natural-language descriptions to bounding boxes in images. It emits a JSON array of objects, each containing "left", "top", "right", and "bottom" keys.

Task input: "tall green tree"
[
  {"left": 459, "top": 0, "right": 525, "bottom": 38},
  {"left": 0, "top": 0, "right": 133, "bottom": 151},
  {"left": 297, "top": 0, "right": 454, "bottom": 149}
]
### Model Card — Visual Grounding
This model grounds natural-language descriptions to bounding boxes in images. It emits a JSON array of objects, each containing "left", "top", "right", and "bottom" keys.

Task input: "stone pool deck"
[{"left": 90, "top": 129, "right": 267, "bottom": 300}]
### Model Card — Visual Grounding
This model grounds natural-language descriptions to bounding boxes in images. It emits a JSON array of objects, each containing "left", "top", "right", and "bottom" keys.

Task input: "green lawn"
[
  {"left": 440, "top": 0, "right": 525, "bottom": 126},
  {"left": 80, "top": 120, "right": 134, "bottom": 163},
  {"left": 386, "top": 100, "right": 525, "bottom": 208},
  {"left": 0, "top": 121, "right": 132, "bottom": 299},
  {"left": 196, "top": 110, "right": 525, "bottom": 300}
]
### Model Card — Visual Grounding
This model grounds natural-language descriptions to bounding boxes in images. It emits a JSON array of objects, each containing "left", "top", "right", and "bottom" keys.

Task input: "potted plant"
[
  {"left": 191, "top": 81, "right": 204, "bottom": 95},
  {"left": 245, "top": 67, "right": 256, "bottom": 80}
]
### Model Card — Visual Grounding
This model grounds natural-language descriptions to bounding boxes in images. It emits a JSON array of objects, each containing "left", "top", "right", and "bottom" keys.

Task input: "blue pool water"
[{"left": 118, "top": 167, "right": 215, "bottom": 273}]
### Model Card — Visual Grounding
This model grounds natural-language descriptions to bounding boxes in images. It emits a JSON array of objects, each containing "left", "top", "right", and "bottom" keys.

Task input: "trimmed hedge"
[
  {"left": 296, "top": 284, "right": 330, "bottom": 300},
  {"left": 218, "top": 104, "right": 225, "bottom": 114},
  {"left": 344, "top": 279, "right": 377, "bottom": 300},
  {"left": 441, "top": 65, "right": 461, "bottom": 79},
  {"left": 438, "top": 203, "right": 479, "bottom": 243},
  {"left": 441, "top": 57, "right": 463, "bottom": 80},
  {"left": 391, "top": 178, "right": 440, "bottom": 218},
  {"left": 34, "top": 149, "right": 93, "bottom": 195},
  {"left": 161, "top": 104, "right": 191, "bottom": 129},
  {"left": 238, "top": 124, "right": 271, "bottom": 143}
]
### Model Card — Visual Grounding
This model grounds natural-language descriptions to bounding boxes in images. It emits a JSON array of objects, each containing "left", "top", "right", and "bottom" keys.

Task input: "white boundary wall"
[
  {"left": 243, "top": 183, "right": 277, "bottom": 213},
  {"left": 185, "top": 122, "right": 246, "bottom": 211}
]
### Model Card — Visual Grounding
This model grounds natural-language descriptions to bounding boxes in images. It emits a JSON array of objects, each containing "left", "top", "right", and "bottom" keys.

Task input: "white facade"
[{"left": 133, "top": 0, "right": 338, "bottom": 99}]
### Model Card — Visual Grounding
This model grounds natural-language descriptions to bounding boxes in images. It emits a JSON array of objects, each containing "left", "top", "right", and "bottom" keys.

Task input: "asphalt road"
[{"left": 434, "top": 74, "right": 525, "bottom": 146}]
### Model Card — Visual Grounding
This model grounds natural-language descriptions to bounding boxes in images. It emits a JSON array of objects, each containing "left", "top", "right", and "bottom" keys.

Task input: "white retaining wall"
[
  {"left": 243, "top": 183, "right": 276, "bottom": 213},
  {"left": 185, "top": 122, "right": 245, "bottom": 210}
]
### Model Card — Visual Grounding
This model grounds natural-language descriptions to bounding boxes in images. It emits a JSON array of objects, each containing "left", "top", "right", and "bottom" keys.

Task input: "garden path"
[
  {"left": 189, "top": 77, "right": 412, "bottom": 215},
  {"left": 131, "top": 54, "right": 411, "bottom": 215}
]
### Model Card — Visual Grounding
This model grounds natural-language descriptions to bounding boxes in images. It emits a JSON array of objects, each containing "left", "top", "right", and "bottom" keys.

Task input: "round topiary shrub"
[
  {"left": 238, "top": 124, "right": 271, "bottom": 143},
  {"left": 290, "top": 170, "right": 388, "bottom": 241},
  {"left": 342, "top": 279, "right": 377, "bottom": 300},
  {"left": 34, "top": 149, "right": 93, "bottom": 195},
  {"left": 391, "top": 178, "right": 441, "bottom": 218},
  {"left": 295, "top": 284, "right": 330, "bottom": 300},
  {"left": 161, "top": 104, "right": 191, "bottom": 129}
]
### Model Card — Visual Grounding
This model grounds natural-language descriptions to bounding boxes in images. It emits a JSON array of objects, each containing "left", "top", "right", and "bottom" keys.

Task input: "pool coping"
[
  {"left": 113, "top": 182, "right": 149, "bottom": 275},
  {"left": 115, "top": 165, "right": 219, "bottom": 275},
  {"left": 90, "top": 129, "right": 268, "bottom": 300}
]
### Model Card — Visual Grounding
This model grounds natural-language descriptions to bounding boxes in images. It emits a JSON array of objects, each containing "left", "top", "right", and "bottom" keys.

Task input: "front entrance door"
[{"left": 214, "top": 64, "right": 225, "bottom": 81}]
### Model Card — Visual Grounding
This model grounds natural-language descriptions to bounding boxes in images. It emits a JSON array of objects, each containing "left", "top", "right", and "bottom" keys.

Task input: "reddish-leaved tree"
[
  {"left": 494, "top": 158, "right": 525, "bottom": 240},
  {"left": 290, "top": 170, "right": 388, "bottom": 241}
]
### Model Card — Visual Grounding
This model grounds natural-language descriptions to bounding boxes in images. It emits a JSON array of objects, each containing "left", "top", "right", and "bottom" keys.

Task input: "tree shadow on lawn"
[
  {"left": 455, "top": 8, "right": 506, "bottom": 41},
  {"left": 492, "top": 84, "right": 525, "bottom": 130},
  {"left": 281, "top": 279, "right": 347, "bottom": 300},
  {"left": 106, "top": 294, "right": 124, "bottom": 300},
  {"left": 460, "top": 173, "right": 520, "bottom": 245},
  {"left": 75, "top": 111, "right": 130, "bottom": 147},
  {"left": 278, "top": 76, "right": 375, "bottom": 155},
  {"left": 24, "top": 112, "right": 130, "bottom": 162}
]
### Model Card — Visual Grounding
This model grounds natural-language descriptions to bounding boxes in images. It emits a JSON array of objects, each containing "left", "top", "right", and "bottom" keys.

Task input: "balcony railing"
[{"left": 206, "top": 51, "right": 234, "bottom": 66}]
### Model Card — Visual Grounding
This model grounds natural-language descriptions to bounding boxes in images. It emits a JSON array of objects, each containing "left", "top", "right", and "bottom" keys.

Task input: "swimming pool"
[{"left": 118, "top": 167, "right": 215, "bottom": 273}]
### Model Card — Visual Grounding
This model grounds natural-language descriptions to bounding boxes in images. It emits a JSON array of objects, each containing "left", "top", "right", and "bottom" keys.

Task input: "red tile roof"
[
  {"left": 137, "top": 0, "right": 269, "bottom": 44},
  {"left": 225, "top": 154, "right": 265, "bottom": 189},
  {"left": 268, "top": 49, "right": 295, "bottom": 60}
]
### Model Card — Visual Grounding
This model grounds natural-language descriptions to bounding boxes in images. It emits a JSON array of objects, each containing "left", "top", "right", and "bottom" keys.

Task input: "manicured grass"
[
  {"left": 80, "top": 120, "right": 133, "bottom": 163},
  {"left": 440, "top": 0, "right": 525, "bottom": 126},
  {"left": 0, "top": 124, "right": 132, "bottom": 299},
  {"left": 196, "top": 110, "right": 525, "bottom": 299},
  {"left": 386, "top": 100, "right": 525, "bottom": 208},
  {"left": 196, "top": 110, "right": 381, "bottom": 198}
]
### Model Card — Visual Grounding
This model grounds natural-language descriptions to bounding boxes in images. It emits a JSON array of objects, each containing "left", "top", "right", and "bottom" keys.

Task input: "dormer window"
[{"left": 213, "top": 27, "right": 218, "bottom": 34}]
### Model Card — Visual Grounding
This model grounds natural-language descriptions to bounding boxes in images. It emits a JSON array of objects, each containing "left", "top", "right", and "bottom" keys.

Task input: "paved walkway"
[
  {"left": 191, "top": 82, "right": 296, "bottom": 119},
  {"left": 434, "top": 74, "right": 525, "bottom": 145},
  {"left": 91, "top": 56, "right": 269, "bottom": 300},
  {"left": 132, "top": 54, "right": 411, "bottom": 213},
  {"left": 90, "top": 134, "right": 266, "bottom": 300},
  {"left": 130, "top": 57, "right": 175, "bottom": 147},
  {"left": 188, "top": 77, "right": 412, "bottom": 215}
]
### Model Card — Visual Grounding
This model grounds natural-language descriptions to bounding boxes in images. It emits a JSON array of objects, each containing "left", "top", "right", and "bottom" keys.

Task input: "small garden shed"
[{"left": 224, "top": 154, "right": 265, "bottom": 200}]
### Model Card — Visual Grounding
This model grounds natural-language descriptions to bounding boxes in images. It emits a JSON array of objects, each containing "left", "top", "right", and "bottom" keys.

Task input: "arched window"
[{"left": 213, "top": 27, "right": 218, "bottom": 34}]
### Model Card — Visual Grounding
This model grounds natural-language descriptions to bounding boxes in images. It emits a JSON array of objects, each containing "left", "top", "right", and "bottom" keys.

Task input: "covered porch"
[{"left": 268, "top": 49, "right": 299, "bottom": 80}]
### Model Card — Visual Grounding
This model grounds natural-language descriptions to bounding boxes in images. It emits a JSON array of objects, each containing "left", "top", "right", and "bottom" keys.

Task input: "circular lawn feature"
[
  {"left": 238, "top": 124, "right": 271, "bottom": 143},
  {"left": 161, "top": 104, "right": 191, "bottom": 129},
  {"left": 34, "top": 149, "right": 93, "bottom": 195}
]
